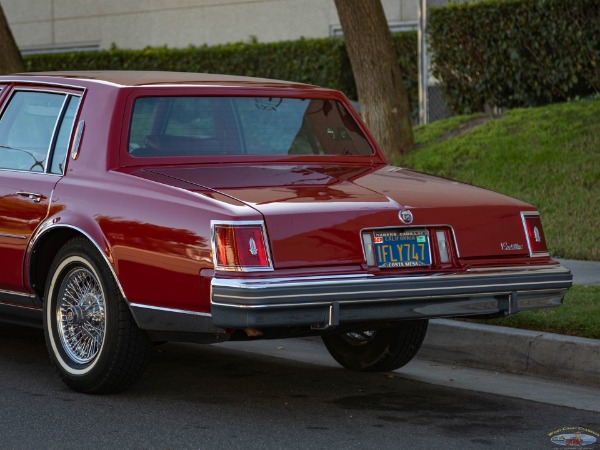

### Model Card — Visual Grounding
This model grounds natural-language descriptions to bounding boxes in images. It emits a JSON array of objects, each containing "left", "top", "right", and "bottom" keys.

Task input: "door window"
[{"left": 0, "top": 90, "right": 80, "bottom": 174}]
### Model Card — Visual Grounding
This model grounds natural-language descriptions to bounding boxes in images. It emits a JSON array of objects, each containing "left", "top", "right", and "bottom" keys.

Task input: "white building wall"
[{"left": 3, "top": 0, "right": 420, "bottom": 53}]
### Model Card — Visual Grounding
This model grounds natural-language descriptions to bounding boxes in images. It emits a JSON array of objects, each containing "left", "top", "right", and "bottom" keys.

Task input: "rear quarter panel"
[{"left": 50, "top": 169, "right": 258, "bottom": 313}]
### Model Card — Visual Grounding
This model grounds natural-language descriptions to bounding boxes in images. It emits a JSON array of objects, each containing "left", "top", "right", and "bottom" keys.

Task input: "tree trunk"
[
  {"left": 334, "top": 0, "right": 414, "bottom": 159},
  {"left": 0, "top": 4, "right": 24, "bottom": 75}
]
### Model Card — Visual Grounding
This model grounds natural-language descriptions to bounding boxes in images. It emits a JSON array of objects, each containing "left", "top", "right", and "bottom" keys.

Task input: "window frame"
[
  {"left": 48, "top": 94, "right": 83, "bottom": 175},
  {"left": 126, "top": 93, "right": 376, "bottom": 159},
  {"left": 120, "top": 87, "right": 385, "bottom": 168},
  {"left": 0, "top": 87, "right": 83, "bottom": 175}
]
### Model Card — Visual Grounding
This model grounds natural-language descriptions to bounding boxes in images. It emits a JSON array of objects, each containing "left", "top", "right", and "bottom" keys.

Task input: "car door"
[{"left": 0, "top": 87, "right": 81, "bottom": 304}]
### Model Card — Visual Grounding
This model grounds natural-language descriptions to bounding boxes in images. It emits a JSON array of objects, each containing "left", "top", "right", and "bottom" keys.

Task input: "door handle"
[{"left": 17, "top": 191, "right": 44, "bottom": 203}]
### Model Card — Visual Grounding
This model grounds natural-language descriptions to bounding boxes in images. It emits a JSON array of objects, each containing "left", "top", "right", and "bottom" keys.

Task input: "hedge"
[
  {"left": 24, "top": 34, "right": 418, "bottom": 114},
  {"left": 429, "top": 0, "right": 600, "bottom": 113}
]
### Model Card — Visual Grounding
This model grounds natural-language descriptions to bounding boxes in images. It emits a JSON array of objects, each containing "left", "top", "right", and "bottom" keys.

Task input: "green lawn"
[
  {"left": 470, "top": 286, "right": 600, "bottom": 340},
  {"left": 398, "top": 97, "right": 600, "bottom": 338},
  {"left": 399, "top": 96, "right": 600, "bottom": 260}
]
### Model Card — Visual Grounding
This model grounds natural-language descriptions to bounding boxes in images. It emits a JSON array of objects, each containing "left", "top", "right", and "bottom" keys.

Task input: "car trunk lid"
[{"left": 147, "top": 164, "right": 533, "bottom": 269}]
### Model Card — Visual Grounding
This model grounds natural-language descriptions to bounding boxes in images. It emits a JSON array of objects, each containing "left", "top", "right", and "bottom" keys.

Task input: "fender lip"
[{"left": 27, "top": 222, "right": 124, "bottom": 296}]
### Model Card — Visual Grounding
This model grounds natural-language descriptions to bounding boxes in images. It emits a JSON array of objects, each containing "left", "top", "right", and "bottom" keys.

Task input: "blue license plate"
[{"left": 373, "top": 229, "right": 431, "bottom": 268}]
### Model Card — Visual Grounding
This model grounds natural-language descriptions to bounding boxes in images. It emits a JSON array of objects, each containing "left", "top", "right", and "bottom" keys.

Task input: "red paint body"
[{"left": 0, "top": 72, "right": 562, "bottom": 320}]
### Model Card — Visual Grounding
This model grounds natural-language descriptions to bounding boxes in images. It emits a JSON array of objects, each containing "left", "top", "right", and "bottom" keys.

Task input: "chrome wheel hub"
[{"left": 57, "top": 267, "right": 106, "bottom": 365}]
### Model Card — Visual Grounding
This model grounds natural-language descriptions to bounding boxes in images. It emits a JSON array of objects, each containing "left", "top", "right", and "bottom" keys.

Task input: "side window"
[
  {"left": 0, "top": 91, "right": 66, "bottom": 172},
  {"left": 50, "top": 95, "right": 81, "bottom": 174}
]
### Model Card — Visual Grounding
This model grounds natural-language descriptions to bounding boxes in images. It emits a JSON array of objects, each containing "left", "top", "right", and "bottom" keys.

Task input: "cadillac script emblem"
[{"left": 399, "top": 209, "right": 414, "bottom": 224}]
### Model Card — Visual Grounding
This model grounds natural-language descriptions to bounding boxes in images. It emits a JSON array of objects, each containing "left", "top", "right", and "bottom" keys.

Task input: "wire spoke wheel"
[
  {"left": 57, "top": 267, "right": 106, "bottom": 365},
  {"left": 44, "top": 237, "right": 153, "bottom": 394}
]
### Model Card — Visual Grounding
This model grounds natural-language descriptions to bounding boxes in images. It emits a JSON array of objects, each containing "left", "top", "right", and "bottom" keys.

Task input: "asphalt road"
[{"left": 1, "top": 324, "right": 599, "bottom": 450}]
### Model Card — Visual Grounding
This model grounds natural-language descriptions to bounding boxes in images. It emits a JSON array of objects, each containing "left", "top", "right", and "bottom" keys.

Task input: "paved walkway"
[{"left": 557, "top": 258, "right": 600, "bottom": 285}]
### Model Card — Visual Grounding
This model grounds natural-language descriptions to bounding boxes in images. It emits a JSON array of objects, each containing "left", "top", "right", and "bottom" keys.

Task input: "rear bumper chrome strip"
[{"left": 210, "top": 265, "right": 572, "bottom": 328}]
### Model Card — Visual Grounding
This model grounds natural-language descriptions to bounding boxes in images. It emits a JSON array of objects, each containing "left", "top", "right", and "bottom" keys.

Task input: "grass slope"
[
  {"left": 471, "top": 286, "right": 600, "bottom": 340},
  {"left": 400, "top": 96, "right": 600, "bottom": 260},
  {"left": 399, "top": 97, "right": 600, "bottom": 339}
]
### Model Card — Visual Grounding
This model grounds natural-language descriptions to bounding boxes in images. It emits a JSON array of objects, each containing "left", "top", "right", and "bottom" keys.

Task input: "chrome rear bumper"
[{"left": 210, "top": 265, "right": 572, "bottom": 328}]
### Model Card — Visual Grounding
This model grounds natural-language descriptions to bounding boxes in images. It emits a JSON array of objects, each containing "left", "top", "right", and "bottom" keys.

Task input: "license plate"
[{"left": 373, "top": 229, "right": 431, "bottom": 268}]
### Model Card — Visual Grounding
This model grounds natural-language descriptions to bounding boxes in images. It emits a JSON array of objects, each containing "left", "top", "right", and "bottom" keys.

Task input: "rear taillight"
[
  {"left": 212, "top": 221, "right": 272, "bottom": 271},
  {"left": 522, "top": 212, "right": 549, "bottom": 256}
]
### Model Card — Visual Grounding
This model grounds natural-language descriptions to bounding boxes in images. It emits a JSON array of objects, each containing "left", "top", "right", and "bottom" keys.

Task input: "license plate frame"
[{"left": 373, "top": 229, "right": 432, "bottom": 268}]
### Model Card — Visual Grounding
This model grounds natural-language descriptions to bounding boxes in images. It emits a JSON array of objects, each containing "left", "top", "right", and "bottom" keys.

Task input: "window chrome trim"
[
  {"left": 51, "top": 94, "right": 83, "bottom": 175},
  {"left": 9, "top": 86, "right": 79, "bottom": 97},
  {"left": 210, "top": 220, "right": 274, "bottom": 272},
  {"left": 0, "top": 167, "right": 62, "bottom": 175},
  {"left": 0, "top": 79, "right": 87, "bottom": 92},
  {"left": 44, "top": 95, "right": 69, "bottom": 173},
  {"left": 0, "top": 87, "right": 10, "bottom": 119}
]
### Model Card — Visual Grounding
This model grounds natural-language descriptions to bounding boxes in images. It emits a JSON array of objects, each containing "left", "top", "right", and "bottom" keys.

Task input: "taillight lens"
[
  {"left": 212, "top": 222, "right": 272, "bottom": 270},
  {"left": 522, "top": 213, "right": 549, "bottom": 256}
]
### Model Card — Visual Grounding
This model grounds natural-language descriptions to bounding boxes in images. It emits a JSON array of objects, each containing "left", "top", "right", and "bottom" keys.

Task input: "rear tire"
[
  {"left": 322, "top": 320, "right": 428, "bottom": 372},
  {"left": 43, "top": 237, "right": 152, "bottom": 394}
]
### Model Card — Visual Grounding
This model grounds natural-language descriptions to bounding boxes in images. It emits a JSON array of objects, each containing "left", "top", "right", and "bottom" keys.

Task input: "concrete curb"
[{"left": 420, "top": 319, "right": 600, "bottom": 387}]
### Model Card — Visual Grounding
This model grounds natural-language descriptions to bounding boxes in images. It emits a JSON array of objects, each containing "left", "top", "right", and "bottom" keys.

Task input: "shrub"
[
  {"left": 428, "top": 0, "right": 600, "bottom": 113},
  {"left": 25, "top": 34, "right": 418, "bottom": 112}
]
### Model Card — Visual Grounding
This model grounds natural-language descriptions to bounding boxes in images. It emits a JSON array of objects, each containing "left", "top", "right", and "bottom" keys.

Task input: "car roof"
[{"left": 2, "top": 71, "right": 323, "bottom": 91}]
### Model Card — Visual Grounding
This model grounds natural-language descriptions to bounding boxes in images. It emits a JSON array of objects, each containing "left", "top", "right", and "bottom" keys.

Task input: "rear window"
[{"left": 128, "top": 97, "right": 373, "bottom": 157}]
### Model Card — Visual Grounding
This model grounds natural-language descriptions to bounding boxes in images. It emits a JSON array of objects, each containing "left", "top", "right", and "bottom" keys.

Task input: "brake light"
[
  {"left": 212, "top": 222, "right": 272, "bottom": 271},
  {"left": 522, "top": 212, "right": 549, "bottom": 256}
]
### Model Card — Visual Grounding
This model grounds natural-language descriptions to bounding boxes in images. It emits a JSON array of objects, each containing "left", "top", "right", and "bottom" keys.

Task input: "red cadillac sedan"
[{"left": 0, "top": 71, "right": 571, "bottom": 393}]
